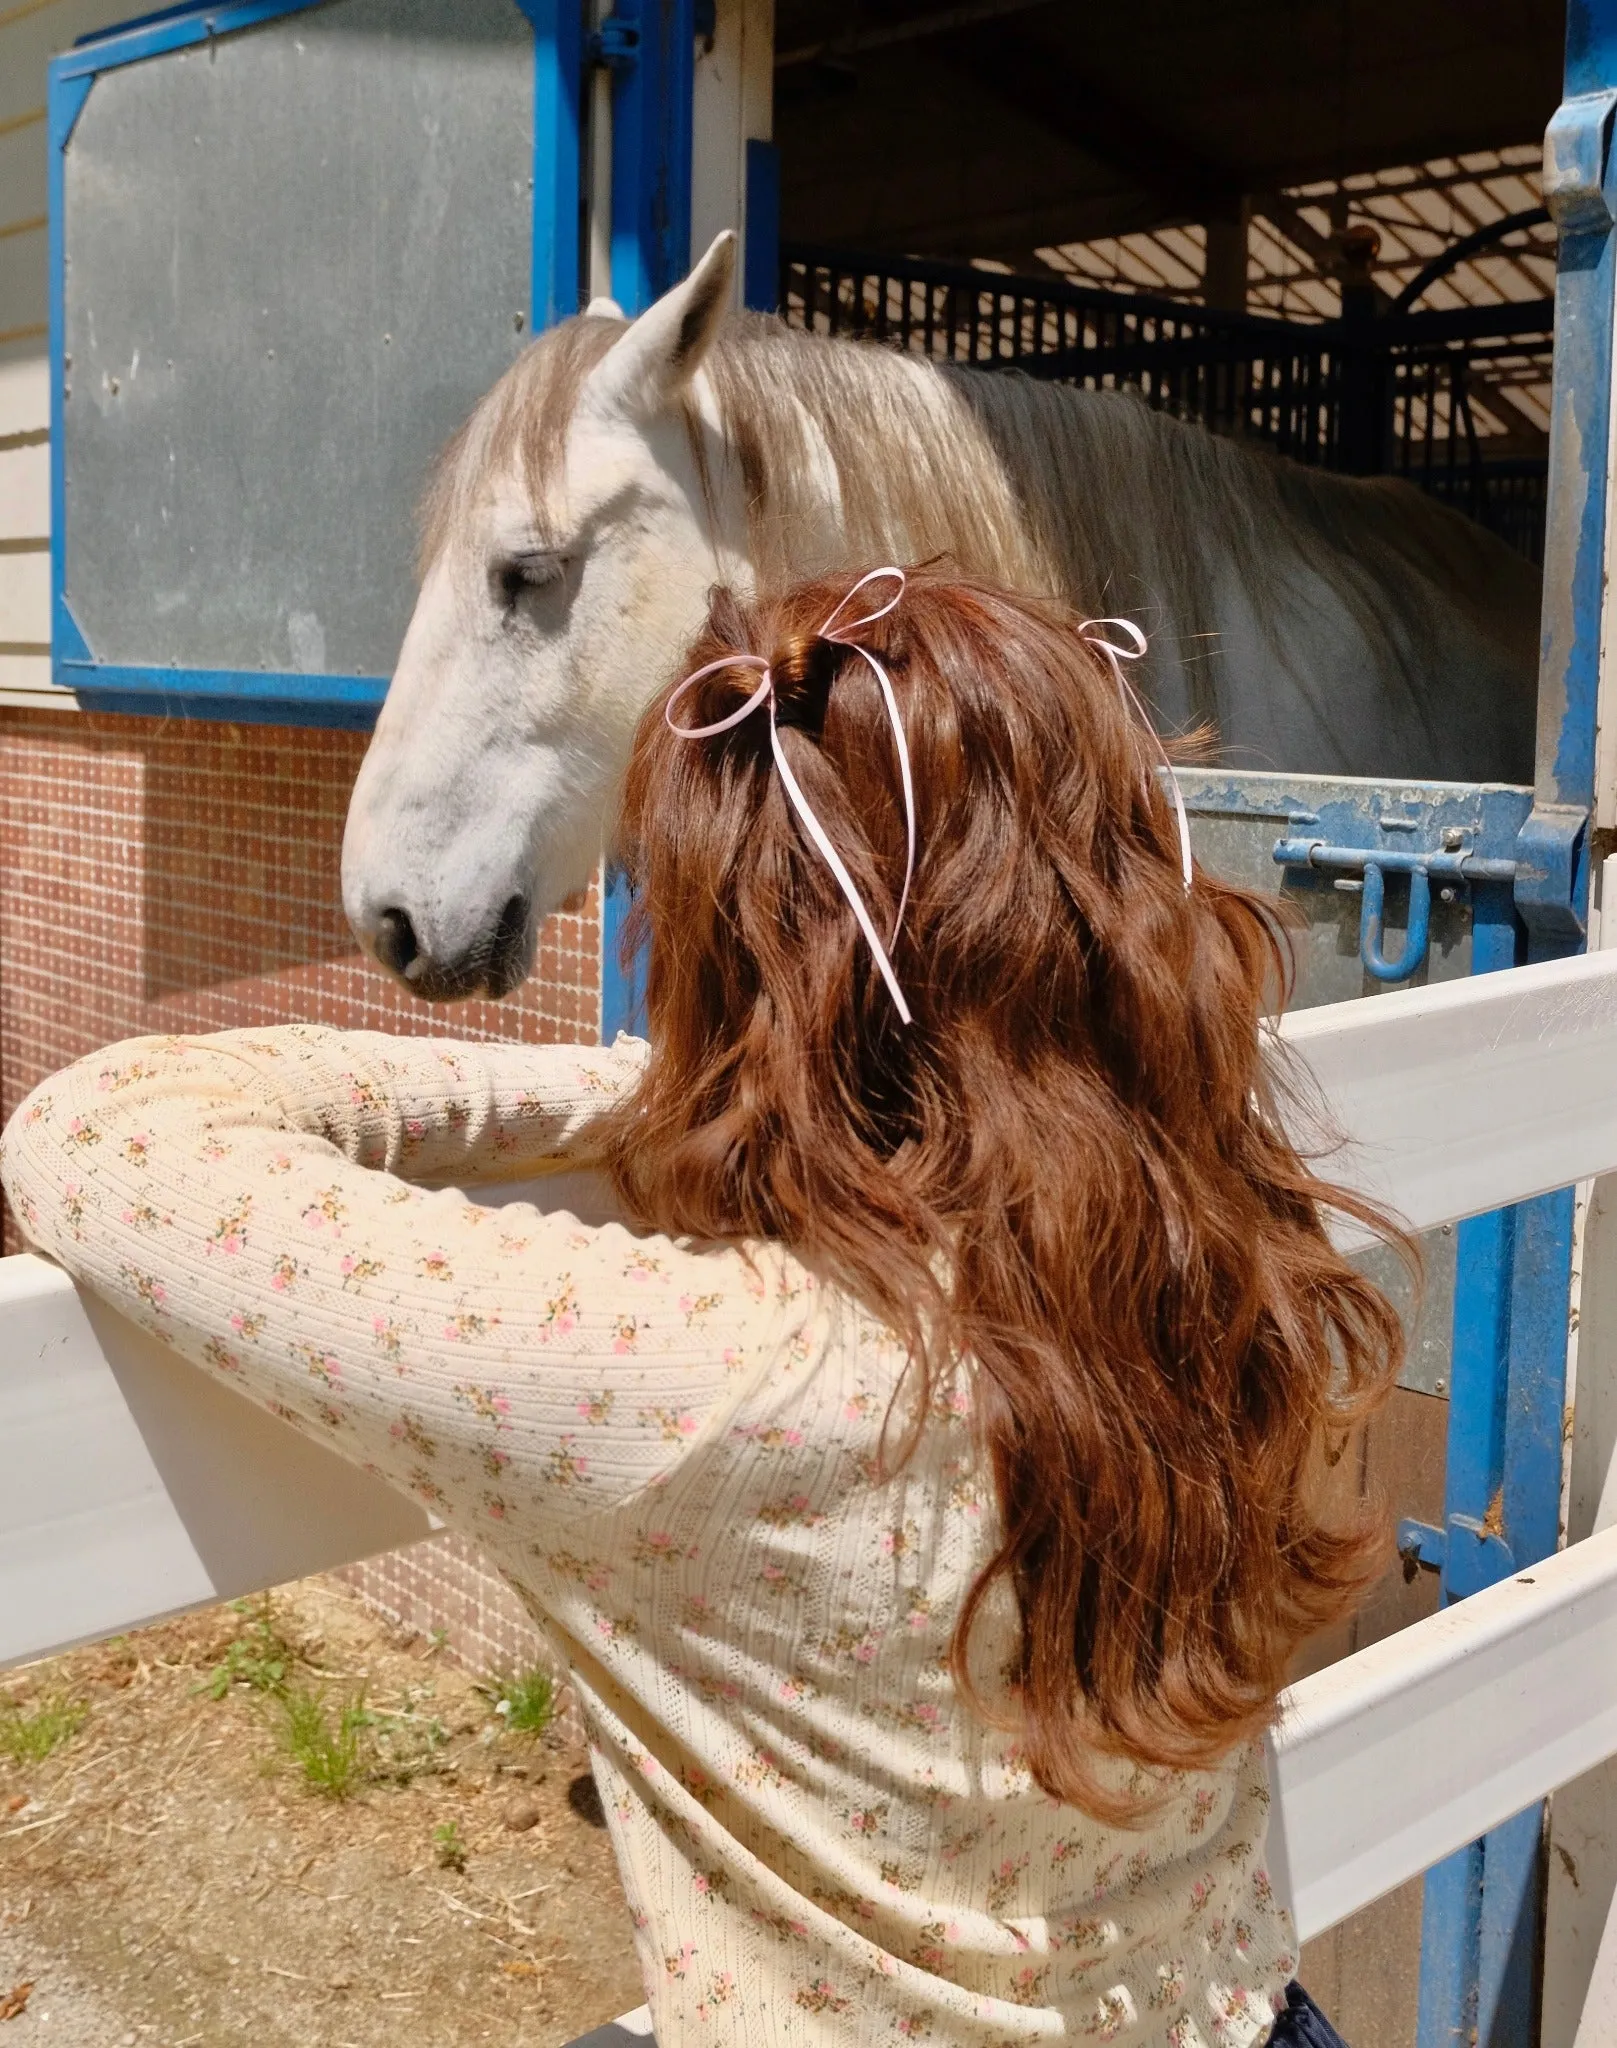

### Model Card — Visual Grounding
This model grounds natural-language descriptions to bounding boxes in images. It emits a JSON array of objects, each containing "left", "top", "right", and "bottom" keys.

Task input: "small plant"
[
  {"left": 201, "top": 1597, "right": 295, "bottom": 1700},
  {"left": 482, "top": 1666, "right": 555, "bottom": 1737},
  {"left": 0, "top": 1694, "right": 86, "bottom": 1767},
  {"left": 433, "top": 1820, "right": 468, "bottom": 1872},
  {"left": 367, "top": 1697, "right": 449, "bottom": 1784},
  {"left": 276, "top": 1685, "right": 371, "bottom": 1799}
]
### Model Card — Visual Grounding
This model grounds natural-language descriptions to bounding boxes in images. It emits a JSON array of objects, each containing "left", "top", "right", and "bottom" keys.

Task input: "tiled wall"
[
  {"left": 332, "top": 1532, "right": 582, "bottom": 1735},
  {"left": 0, "top": 704, "right": 599, "bottom": 1689},
  {"left": 0, "top": 709, "right": 599, "bottom": 1101}
]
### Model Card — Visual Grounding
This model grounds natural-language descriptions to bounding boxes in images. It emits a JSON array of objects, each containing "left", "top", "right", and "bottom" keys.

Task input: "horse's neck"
[
  {"left": 759, "top": 337, "right": 1237, "bottom": 605},
  {"left": 739, "top": 341, "right": 1537, "bottom": 772},
  {"left": 729, "top": 330, "right": 1051, "bottom": 592},
  {"left": 727, "top": 330, "right": 1303, "bottom": 731},
  {"left": 801, "top": 350, "right": 1235, "bottom": 715},
  {"left": 953, "top": 374, "right": 1239, "bottom": 597}
]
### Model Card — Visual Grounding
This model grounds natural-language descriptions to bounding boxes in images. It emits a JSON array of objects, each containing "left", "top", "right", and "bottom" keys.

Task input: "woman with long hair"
[{"left": 3, "top": 569, "right": 1405, "bottom": 2047}]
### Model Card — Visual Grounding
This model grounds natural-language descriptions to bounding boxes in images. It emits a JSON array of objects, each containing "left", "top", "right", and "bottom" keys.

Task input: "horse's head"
[{"left": 342, "top": 233, "right": 746, "bottom": 999}]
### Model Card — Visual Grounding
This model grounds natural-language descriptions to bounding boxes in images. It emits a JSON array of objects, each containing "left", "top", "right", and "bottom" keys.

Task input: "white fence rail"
[
  {"left": 8, "top": 950, "right": 1617, "bottom": 2019},
  {"left": 0, "top": 1253, "right": 432, "bottom": 1665}
]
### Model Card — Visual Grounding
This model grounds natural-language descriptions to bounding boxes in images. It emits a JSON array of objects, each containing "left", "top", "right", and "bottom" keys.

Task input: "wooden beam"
[
  {"left": 9, "top": 947, "right": 1617, "bottom": 1673},
  {"left": 935, "top": 24, "right": 1242, "bottom": 219},
  {"left": 1278, "top": 945, "right": 1617, "bottom": 1251},
  {"left": 8, "top": 947, "right": 1617, "bottom": 1676},
  {"left": 774, "top": 0, "right": 1052, "bottom": 71},
  {"left": 1249, "top": 189, "right": 1337, "bottom": 274}
]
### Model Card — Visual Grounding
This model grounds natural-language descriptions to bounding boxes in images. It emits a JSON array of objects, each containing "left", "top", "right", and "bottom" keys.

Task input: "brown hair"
[{"left": 604, "top": 570, "right": 1407, "bottom": 1821}]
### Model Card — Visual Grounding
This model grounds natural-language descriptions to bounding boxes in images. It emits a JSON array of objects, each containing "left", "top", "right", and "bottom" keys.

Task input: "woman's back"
[
  {"left": 535, "top": 1255, "right": 1294, "bottom": 2045},
  {"left": 2, "top": 1017, "right": 1294, "bottom": 2045}
]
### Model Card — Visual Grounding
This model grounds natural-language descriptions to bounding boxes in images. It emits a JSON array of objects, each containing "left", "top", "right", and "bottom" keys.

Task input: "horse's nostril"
[
  {"left": 485, "top": 893, "right": 531, "bottom": 998},
  {"left": 374, "top": 907, "right": 420, "bottom": 979}
]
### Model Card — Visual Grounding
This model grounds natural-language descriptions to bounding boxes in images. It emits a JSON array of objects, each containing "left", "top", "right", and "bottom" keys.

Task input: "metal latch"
[
  {"left": 589, "top": 13, "right": 640, "bottom": 69},
  {"left": 1512, "top": 803, "right": 1588, "bottom": 948},
  {"left": 1272, "top": 838, "right": 1516, "bottom": 983},
  {"left": 1397, "top": 1515, "right": 1516, "bottom": 1600}
]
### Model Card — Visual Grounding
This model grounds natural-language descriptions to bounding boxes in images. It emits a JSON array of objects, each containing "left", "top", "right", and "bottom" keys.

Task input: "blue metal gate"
[
  {"left": 1399, "top": 12, "right": 1617, "bottom": 2037},
  {"left": 1174, "top": 16, "right": 1613, "bottom": 2037}
]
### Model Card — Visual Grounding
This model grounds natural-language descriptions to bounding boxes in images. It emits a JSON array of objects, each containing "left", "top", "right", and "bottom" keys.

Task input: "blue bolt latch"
[
  {"left": 1271, "top": 838, "right": 1518, "bottom": 985},
  {"left": 1360, "top": 861, "right": 1429, "bottom": 983}
]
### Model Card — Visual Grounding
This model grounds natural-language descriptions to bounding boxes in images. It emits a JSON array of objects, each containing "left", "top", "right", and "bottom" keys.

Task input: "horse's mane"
[{"left": 424, "top": 307, "right": 1538, "bottom": 735}]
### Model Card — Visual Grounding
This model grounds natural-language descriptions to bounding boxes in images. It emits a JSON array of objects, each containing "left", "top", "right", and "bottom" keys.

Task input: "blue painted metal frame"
[
  {"left": 1177, "top": 770, "right": 1580, "bottom": 2036},
  {"left": 605, "top": 0, "right": 694, "bottom": 319},
  {"left": 1413, "top": 10, "right": 1617, "bottom": 2042},
  {"left": 599, "top": 0, "right": 694, "bottom": 1041},
  {"left": 47, "top": 0, "right": 581, "bottom": 730}
]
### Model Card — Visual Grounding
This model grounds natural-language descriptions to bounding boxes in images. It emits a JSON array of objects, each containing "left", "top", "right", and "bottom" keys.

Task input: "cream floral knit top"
[{"left": 1, "top": 1026, "right": 1297, "bottom": 2048}]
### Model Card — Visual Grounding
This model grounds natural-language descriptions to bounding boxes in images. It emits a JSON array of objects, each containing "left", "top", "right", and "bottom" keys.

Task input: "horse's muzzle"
[{"left": 368, "top": 894, "right": 531, "bottom": 1001}]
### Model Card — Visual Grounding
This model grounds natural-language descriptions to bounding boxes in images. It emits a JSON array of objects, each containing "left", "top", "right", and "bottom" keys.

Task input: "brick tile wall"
[
  {"left": 0, "top": 706, "right": 599, "bottom": 1693},
  {"left": 0, "top": 710, "right": 599, "bottom": 1106},
  {"left": 332, "top": 1533, "right": 581, "bottom": 1737}
]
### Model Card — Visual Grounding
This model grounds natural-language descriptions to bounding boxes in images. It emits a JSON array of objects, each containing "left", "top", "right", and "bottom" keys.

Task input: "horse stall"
[{"left": 0, "top": 2, "right": 1614, "bottom": 2045}]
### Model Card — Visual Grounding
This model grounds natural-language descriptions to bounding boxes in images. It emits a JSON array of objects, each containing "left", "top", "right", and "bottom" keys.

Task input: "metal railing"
[{"left": 779, "top": 245, "right": 1555, "bottom": 563}]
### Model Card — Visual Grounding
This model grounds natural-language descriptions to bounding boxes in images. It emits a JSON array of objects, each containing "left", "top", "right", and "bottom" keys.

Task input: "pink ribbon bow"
[
  {"left": 1078, "top": 617, "right": 1194, "bottom": 890},
  {"left": 665, "top": 567, "right": 917, "bottom": 1024}
]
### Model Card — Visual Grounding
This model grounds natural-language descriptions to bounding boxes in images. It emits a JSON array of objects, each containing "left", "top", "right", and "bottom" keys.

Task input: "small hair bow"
[
  {"left": 665, "top": 567, "right": 916, "bottom": 1024},
  {"left": 1078, "top": 617, "right": 1194, "bottom": 890}
]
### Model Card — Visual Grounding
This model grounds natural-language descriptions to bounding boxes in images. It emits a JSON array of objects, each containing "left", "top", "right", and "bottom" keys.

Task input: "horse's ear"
[{"left": 581, "top": 231, "right": 737, "bottom": 421}]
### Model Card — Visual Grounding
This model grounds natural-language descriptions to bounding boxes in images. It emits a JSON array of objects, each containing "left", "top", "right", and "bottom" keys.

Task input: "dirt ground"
[{"left": 0, "top": 1577, "right": 645, "bottom": 2048}]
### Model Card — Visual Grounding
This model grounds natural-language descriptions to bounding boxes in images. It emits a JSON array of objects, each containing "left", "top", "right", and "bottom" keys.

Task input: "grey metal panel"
[
  {"left": 1359, "top": 1232, "right": 1458, "bottom": 1401},
  {"left": 1178, "top": 768, "right": 1536, "bottom": 1398},
  {"left": 62, "top": 0, "right": 536, "bottom": 680},
  {"left": 1176, "top": 769, "right": 1535, "bottom": 1011}
]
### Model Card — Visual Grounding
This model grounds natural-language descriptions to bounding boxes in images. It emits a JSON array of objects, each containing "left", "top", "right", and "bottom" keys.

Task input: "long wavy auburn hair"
[{"left": 602, "top": 569, "right": 1410, "bottom": 1822}]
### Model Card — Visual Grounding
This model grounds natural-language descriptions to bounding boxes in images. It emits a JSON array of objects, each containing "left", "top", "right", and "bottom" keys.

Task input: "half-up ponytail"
[
  {"left": 606, "top": 569, "right": 1408, "bottom": 1821},
  {"left": 767, "top": 629, "right": 839, "bottom": 730}
]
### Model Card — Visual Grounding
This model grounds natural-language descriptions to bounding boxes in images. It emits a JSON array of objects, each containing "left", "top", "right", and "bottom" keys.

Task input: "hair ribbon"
[
  {"left": 1079, "top": 617, "right": 1194, "bottom": 891},
  {"left": 665, "top": 567, "right": 916, "bottom": 1025}
]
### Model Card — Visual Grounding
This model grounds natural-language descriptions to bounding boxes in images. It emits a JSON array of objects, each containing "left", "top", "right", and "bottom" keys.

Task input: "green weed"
[
  {"left": 367, "top": 1695, "right": 449, "bottom": 1784},
  {"left": 0, "top": 1695, "right": 87, "bottom": 1767},
  {"left": 433, "top": 1819, "right": 468, "bottom": 1872},
  {"left": 276, "top": 1685, "right": 370, "bottom": 1800},
  {"left": 200, "top": 1599, "right": 448, "bottom": 1799},
  {"left": 201, "top": 1597, "right": 295, "bottom": 1700},
  {"left": 481, "top": 1666, "right": 555, "bottom": 1737}
]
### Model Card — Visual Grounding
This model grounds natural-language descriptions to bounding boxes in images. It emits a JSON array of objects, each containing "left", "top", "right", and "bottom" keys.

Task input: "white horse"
[{"left": 341, "top": 231, "right": 1540, "bottom": 999}]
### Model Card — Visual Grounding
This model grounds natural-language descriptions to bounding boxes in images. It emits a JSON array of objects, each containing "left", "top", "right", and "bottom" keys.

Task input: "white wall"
[
  {"left": 0, "top": 0, "right": 173, "bottom": 713},
  {"left": 690, "top": 0, "right": 773, "bottom": 302}
]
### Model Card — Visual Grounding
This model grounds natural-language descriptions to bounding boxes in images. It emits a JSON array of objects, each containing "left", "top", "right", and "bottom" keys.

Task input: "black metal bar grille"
[{"left": 778, "top": 244, "right": 1555, "bottom": 565}]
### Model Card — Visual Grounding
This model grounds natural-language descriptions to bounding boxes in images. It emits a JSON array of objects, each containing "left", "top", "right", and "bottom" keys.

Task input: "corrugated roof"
[{"left": 1031, "top": 146, "right": 1554, "bottom": 445}]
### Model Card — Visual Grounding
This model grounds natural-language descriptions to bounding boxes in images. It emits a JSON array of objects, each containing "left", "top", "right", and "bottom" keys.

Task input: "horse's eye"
[{"left": 493, "top": 552, "right": 564, "bottom": 612}]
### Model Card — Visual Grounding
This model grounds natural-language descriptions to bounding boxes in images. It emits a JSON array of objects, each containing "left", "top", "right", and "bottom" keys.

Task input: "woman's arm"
[
  {"left": 156, "top": 1025, "right": 649, "bottom": 1186},
  {"left": 0, "top": 1028, "right": 807, "bottom": 1534}
]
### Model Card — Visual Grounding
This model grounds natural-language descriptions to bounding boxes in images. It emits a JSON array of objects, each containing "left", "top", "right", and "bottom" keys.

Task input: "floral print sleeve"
[
  {"left": 1, "top": 1026, "right": 1300, "bottom": 2046},
  {"left": 0, "top": 1027, "right": 801, "bottom": 1533}
]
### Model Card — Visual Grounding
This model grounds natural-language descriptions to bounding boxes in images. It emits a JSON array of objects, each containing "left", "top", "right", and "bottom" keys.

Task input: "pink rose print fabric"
[{"left": 2, "top": 1027, "right": 1295, "bottom": 2046}]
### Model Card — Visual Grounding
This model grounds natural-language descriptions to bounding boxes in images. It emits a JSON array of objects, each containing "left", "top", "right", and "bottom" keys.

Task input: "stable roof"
[{"left": 773, "top": 0, "right": 1566, "bottom": 262}]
